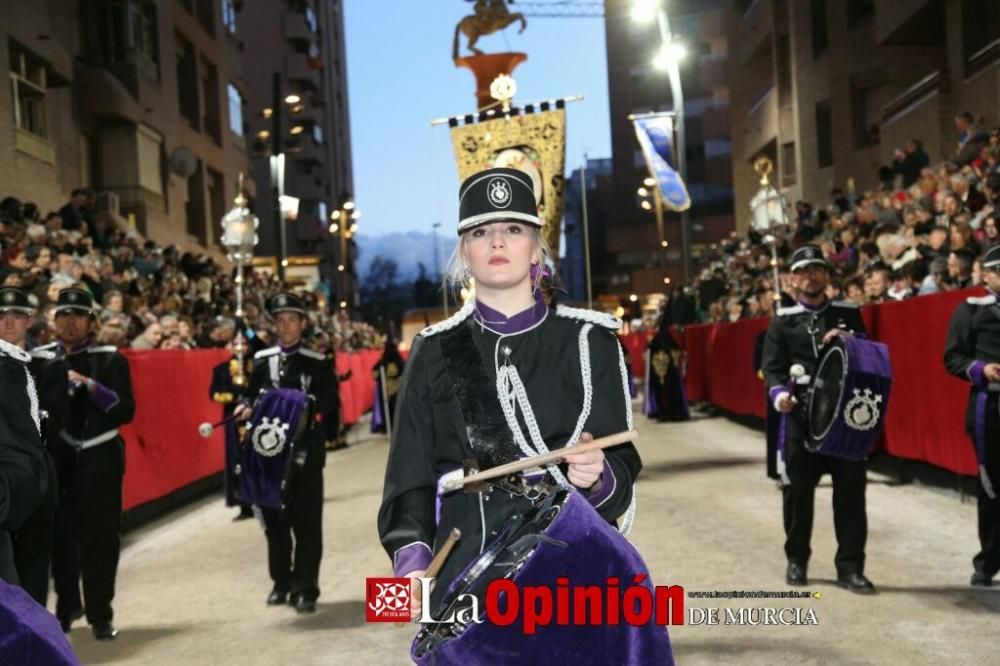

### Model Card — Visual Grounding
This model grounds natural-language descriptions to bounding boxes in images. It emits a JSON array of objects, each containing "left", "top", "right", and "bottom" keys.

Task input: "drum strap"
[{"left": 439, "top": 322, "right": 521, "bottom": 470}]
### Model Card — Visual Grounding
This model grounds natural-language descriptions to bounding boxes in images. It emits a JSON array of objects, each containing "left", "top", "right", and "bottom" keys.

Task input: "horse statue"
[{"left": 453, "top": 0, "right": 528, "bottom": 61}]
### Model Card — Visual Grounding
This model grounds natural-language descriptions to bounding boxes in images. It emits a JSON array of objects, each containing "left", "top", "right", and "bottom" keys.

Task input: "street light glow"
[
  {"left": 331, "top": 210, "right": 341, "bottom": 220},
  {"left": 637, "top": 187, "right": 649, "bottom": 197},
  {"left": 643, "top": 177, "right": 656, "bottom": 187},
  {"left": 630, "top": 0, "right": 659, "bottom": 23},
  {"left": 284, "top": 94, "right": 301, "bottom": 105},
  {"left": 641, "top": 200, "right": 653, "bottom": 211},
  {"left": 654, "top": 42, "right": 687, "bottom": 70},
  {"left": 337, "top": 264, "right": 345, "bottom": 272},
  {"left": 664, "top": 277, "right": 672, "bottom": 284},
  {"left": 661, "top": 240, "right": 669, "bottom": 247},
  {"left": 290, "top": 125, "right": 304, "bottom": 135},
  {"left": 629, "top": 294, "right": 639, "bottom": 302},
  {"left": 328, "top": 223, "right": 339, "bottom": 233},
  {"left": 343, "top": 200, "right": 355, "bottom": 211}
]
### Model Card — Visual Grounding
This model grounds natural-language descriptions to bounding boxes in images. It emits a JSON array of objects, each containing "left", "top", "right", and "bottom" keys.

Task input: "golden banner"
[{"left": 450, "top": 109, "right": 566, "bottom": 258}]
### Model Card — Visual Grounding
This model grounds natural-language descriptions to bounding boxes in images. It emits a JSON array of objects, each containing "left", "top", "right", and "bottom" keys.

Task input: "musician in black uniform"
[
  {"left": 762, "top": 245, "right": 875, "bottom": 594},
  {"left": 378, "top": 168, "right": 642, "bottom": 619},
  {"left": 234, "top": 292, "right": 337, "bottom": 613},
  {"left": 209, "top": 334, "right": 253, "bottom": 520},
  {"left": 944, "top": 244, "right": 1000, "bottom": 587},
  {"left": 0, "top": 287, "right": 66, "bottom": 606},
  {"left": 47, "top": 287, "right": 135, "bottom": 640},
  {"left": 0, "top": 317, "right": 47, "bottom": 588}
]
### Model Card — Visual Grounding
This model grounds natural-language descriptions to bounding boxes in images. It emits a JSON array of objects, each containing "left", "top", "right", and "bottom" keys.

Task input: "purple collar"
[
  {"left": 798, "top": 298, "right": 828, "bottom": 312},
  {"left": 474, "top": 293, "right": 548, "bottom": 335},
  {"left": 279, "top": 340, "right": 301, "bottom": 354},
  {"left": 61, "top": 337, "right": 94, "bottom": 355}
]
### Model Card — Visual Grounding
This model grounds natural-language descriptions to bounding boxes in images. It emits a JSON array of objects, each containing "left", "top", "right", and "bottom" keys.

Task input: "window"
[
  {"left": 200, "top": 56, "right": 221, "bottom": 143},
  {"left": 9, "top": 42, "right": 47, "bottom": 139},
  {"left": 175, "top": 34, "right": 198, "bottom": 128},
  {"left": 221, "top": 0, "right": 237, "bottom": 34},
  {"left": 815, "top": 101, "right": 832, "bottom": 167},
  {"left": 312, "top": 124, "right": 323, "bottom": 145},
  {"left": 777, "top": 34, "right": 792, "bottom": 100},
  {"left": 93, "top": 0, "right": 158, "bottom": 66},
  {"left": 227, "top": 83, "right": 243, "bottom": 136},
  {"left": 961, "top": 0, "right": 1000, "bottom": 76},
  {"left": 305, "top": 7, "right": 318, "bottom": 33},
  {"left": 781, "top": 141, "right": 796, "bottom": 185},
  {"left": 851, "top": 85, "right": 881, "bottom": 148},
  {"left": 847, "top": 0, "right": 875, "bottom": 30},
  {"left": 136, "top": 124, "right": 163, "bottom": 196},
  {"left": 811, "top": 0, "right": 827, "bottom": 58}
]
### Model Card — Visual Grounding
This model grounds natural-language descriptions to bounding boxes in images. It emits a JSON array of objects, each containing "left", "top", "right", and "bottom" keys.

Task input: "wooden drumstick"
[
  {"left": 441, "top": 429, "right": 639, "bottom": 492},
  {"left": 397, "top": 528, "right": 461, "bottom": 627}
]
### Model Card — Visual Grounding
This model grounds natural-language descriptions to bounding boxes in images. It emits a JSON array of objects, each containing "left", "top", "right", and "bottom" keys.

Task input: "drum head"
[{"left": 808, "top": 343, "right": 847, "bottom": 443}]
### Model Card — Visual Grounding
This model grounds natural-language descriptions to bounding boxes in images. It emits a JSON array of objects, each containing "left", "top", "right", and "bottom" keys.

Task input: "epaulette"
[
  {"left": 554, "top": 304, "right": 621, "bottom": 331},
  {"left": 30, "top": 348, "right": 57, "bottom": 361},
  {"left": 967, "top": 294, "right": 997, "bottom": 306},
  {"left": 831, "top": 299, "right": 860, "bottom": 309},
  {"left": 254, "top": 346, "right": 281, "bottom": 360},
  {"left": 87, "top": 345, "right": 119, "bottom": 354},
  {"left": 0, "top": 339, "right": 30, "bottom": 363},
  {"left": 777, "top": 304, "right": 806, "bottom": 316},
  {"left": 419, "top": 300, "right": 475, "bottom": 338},
  {"left": 298, "top": 348, "right": 326, "bottom": 361}
]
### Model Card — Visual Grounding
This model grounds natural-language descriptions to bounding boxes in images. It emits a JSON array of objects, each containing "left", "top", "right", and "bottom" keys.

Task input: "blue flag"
[{"left": 633, "top": 115, "right": 691, "bottom": 212}]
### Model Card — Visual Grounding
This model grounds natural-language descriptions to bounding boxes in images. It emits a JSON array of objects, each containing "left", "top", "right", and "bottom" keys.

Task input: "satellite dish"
[{"left": 169, "top": 147, "right": 198, "bottom": 178}]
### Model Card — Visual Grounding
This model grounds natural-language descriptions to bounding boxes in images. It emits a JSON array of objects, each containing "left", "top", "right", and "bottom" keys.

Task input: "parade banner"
[
  {"left": 450, "top": 109, "right": 567, "bottom": 256},
  {"left": 633, "top": 115, "right": 691, "bottom": 212}
]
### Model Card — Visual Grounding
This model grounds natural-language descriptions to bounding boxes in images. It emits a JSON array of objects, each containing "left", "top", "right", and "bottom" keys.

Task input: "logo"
[
  {"left": 366, "top": 577, "right": 411, "bottom": 622},
  {"left": 251, "top": 417, "right": 289, "bottom": 456},
  {"left": 843, "top": 388, "right": 882, "bottom": 431},
  {"left": 487, "top": 177, "right": 512, "bottom": 209}
]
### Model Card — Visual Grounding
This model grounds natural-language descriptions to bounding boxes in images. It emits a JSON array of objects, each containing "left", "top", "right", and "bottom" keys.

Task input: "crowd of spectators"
[
  {"left": 673, "top": 113, "right": 1000, "bottom": 325},
  {"left": 0, "top": 189, "right": 382, "bottom": 353}
]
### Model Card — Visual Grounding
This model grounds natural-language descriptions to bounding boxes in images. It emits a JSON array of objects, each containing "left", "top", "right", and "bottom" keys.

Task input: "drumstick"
[
  {"left": 441, "top": 429, "right": 639, "bottom": 492},
  {"left": 397, "top": 528, "right": 461, "bottom": 627},
  {"left": 198, "top": 413, "right": 240, "bottom": 438}
]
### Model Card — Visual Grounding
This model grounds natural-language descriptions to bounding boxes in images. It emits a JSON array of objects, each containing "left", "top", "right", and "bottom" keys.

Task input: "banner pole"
[{"left": 581, "top": 155, "right": 593, "bottom": 311}]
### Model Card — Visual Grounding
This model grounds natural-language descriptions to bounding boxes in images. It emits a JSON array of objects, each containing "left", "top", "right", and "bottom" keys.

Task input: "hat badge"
[
  {"left": 2, "top": 291, "right": 14, "bottom": 304},
  {"left": 487, "top": 177, "right": 512, "bottom": 209},
  {"left": 276, "top": 295, "right": 287, "bottom": 307},
  {"left": 804, "top": 247, "right": 814, "bottom": 258},
  {"left": 67, "top": 292, "right": 78, "bottom": 303}
]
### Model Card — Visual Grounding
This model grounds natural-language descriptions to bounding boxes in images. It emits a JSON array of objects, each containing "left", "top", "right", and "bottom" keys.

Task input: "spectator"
[
  {"left": 130, "top": 322, "right": 163, "bottom": 350},
  {"left": 864, "top": 266, "right": 892, "bottom": 304},
  {"left": 947, "top": 250, "right": 975, "bottom": 290},
  {"left": 955, "top": 112, "right": 990, "bottom": 166},
  {"left": 892, "top": 139, "right": 930, "bottom": 188},
  {"left": 919, "top": 257, "right": 952, "bottom": 295},
  {"left": 57, "top": 189, "right": 89, "bottom": 234}
]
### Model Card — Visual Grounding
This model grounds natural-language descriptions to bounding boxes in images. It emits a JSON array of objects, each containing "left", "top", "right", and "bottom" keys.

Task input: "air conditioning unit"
[{"left": 96, "top": 191, "right": 120, "bottom": 217}]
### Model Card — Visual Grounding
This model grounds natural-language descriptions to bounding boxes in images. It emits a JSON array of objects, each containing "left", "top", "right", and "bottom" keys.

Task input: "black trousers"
[
  {"left": 260, "top": 458, "right": 324, "bottom": 600},
  {"left": 782, "top": 435, "right": 868, "bottom": 575},
  {"left": 12, "top": 451, "right": 57, "bottom": 606},
  {"left": 974, "top": 395, "right": 1000, "bottom": 578},
  {"left": 51, "top": 439, "right": 124, "bottom": 626}
]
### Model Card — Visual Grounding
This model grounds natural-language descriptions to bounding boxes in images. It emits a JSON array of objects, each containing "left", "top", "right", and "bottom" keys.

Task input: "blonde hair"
[{"left": 443, "top": 225, "right": 553, "bottom": 293}]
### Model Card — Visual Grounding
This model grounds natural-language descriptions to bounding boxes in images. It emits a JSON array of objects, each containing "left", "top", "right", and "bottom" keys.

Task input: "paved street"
[{"left": 65, "top": 411, "right": 999, "bottom": 666}]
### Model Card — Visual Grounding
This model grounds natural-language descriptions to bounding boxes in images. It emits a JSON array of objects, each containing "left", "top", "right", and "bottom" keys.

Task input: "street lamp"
[
  {"left": 749, "top": 156, "right": 789, "bottom": 311},
  {"left": 330, "top": 199, "right": 359, "bottom": 313},
  {"left": 219, "top": 173, "right": 259, "bottom": 386},
  {"left": 633, "top": 0, "right": 692, "bottom": 285}
]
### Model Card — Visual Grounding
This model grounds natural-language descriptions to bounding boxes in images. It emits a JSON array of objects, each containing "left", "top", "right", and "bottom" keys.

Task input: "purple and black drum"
[
  {"left": 240, "top": 387, "right": 310, "bottom": 511},
  {"left": 805, "top": 335, "right": 892, "bottom": 460},
  {"left": 411, "top": 488, "right": 674, "bottom": 666}
]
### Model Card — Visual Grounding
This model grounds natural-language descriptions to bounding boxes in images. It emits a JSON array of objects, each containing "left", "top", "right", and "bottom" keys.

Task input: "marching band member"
[
  {"left": 378, "top": 168, "right": 669, "bottom": 662},
  {"left": 761, "top": 245, "right": 875, "bottom": 594},
  {"left": 209, "top": 333, "right": 254, "bottom": 521},
  {"left": 48, "top": 287, "right": 135, "bottom": 639},
  {"left": 234, "top": 292, "right": 338, "bottom": 614},
  {"left": 944, "top": 244, "right": 1000, "bottom": 587}
]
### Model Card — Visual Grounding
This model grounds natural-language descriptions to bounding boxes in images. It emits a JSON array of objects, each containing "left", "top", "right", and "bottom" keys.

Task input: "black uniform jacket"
[
  {"left": 378, "top": 305, "right": 641, "bottom": 601},
  {"left": 944, "top": 293, "right": 1000, "bottom": 434},
  {"left": 762, "top": 299, "right": 867, "bottom": 438}
]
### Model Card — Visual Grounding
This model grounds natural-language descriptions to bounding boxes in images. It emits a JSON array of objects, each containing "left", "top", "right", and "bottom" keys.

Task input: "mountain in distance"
[{"left": 355, "top": 230, "right": 457, "bottom": 282}]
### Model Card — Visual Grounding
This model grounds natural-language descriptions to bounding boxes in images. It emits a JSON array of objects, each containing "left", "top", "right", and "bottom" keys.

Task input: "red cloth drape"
[
  {"left": 120, "top": 348, "right": 384, "bottom": 511},
  {"left": 625, "top": 291, "right": 979, "bottom": 477}
]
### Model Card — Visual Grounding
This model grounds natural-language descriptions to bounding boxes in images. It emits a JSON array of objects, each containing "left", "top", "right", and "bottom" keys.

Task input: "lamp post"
[
  {"left": 749, "top": 156, "right": 789, "bottom": 312},
  {"left": 632, "top": 0, "right": 691, "bottom": 284},
  {"left": 220, "top": 173, "right": 259, "bottom": 386},
  {"left": 329, "top": 198, "right": 360, "bottom": 313}
]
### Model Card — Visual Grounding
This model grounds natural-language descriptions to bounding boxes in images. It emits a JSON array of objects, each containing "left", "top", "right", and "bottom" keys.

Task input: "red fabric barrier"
[
  {"left": 658, "top": 291, "right": 981, "bottom": 476},
  {"left": 120, "top": 350, "right": 230, "bottom": 511},
  {"left": 874, "top": 291, "right": 977, "bottom": 475},
  {"left": 120, "top": 348, "right": 384, "bottom": 511},
  {"left": 620, "top": 333, "right": 649, "bottom": 380}
]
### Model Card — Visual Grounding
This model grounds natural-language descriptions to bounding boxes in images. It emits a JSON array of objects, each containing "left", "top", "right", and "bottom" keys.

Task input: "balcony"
[
  {"left": 286, "top": 53, "right": 320, "bottom": 90},
  {"left": 875, "top": 0, "right": 942, "bottom": 46},
  {"left": 285, "top": 12, "right": 313, "bottom": 44},
  {"left": 286, "top": 132, "right": 322, "bottom": 166},
  {"left": 742, "top": 85, "right": 778, "bottom": 160},
  {"left": 75, "top": 63, "right": 143, "bottom": 123},
  {"left": 735, "top": 0, "right": 772, "bottom": 65}
]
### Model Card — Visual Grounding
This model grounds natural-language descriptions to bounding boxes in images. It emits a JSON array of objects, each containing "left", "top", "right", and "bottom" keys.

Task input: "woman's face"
[
  {"left": 108, "top": 294, "right": 123, "bottom": 312},
  {"left": 462, "top": 222, "right": 538, "bottom": 292}
]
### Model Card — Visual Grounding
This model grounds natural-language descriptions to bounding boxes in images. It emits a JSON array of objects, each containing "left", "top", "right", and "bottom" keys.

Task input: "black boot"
[
  {"left": 837, "top": 572, "right": 876, "bottom": 594},
  {"left": 57, "top": 608, "right": 84, "bottom": 633},
  {"left": 266, "top": 588, "right": 288, "bottom": 605},
  {"left": 92, "top": 623, "right": 118, "bottom": 641},
  {"left": 785, "top": 561, "right": 808, "bottom": 586}
]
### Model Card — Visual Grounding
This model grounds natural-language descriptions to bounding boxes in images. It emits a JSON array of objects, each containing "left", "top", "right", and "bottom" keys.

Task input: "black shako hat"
[
  {"left": 266, "top": 291, "right": 306, "bottom": 317},
  {"left": 983, "top": 244, "right": 1000, "bottom": 270},
  {"left": 53, "top": 287, "right": 96, "bottom": 316},
  {"left": 0, "top": 287, "right": 33, "bottom": 315},
  {"left": 457, "top": 167, "right": 540, "bottom": 235},
  {"left": 789, "top": 244, "right": 831, "bottom": 273}
]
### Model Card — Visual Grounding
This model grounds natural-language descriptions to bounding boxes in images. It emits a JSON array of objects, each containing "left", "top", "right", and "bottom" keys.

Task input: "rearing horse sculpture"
[{"left": 453, "top": 0, "right": 528, "bottom": 61}]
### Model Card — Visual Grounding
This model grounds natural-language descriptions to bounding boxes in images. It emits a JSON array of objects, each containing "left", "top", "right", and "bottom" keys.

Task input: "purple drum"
[
  {"left": 411, "top": 488, "right": 674, "bottom": 666},
  {"left": 240, "top": 387, "right": 310, "bottom": 511},
  {"left": 806, "top": 335, "right": 892, "bottom": 460}
]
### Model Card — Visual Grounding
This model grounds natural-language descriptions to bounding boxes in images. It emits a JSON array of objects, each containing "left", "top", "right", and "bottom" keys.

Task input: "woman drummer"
[{"left": 377, "top": 167, "right": 643, "bottom": 619}]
